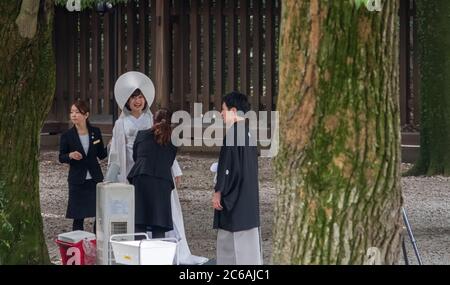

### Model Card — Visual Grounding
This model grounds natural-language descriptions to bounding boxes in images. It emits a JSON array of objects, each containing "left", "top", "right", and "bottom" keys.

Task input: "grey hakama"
[{"left": 217, "top": 227, "right": 263, "bottom": 265}]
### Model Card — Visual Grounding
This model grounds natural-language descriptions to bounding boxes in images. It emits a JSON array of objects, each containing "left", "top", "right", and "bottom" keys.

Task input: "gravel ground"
[
  {"left": 39, "top": 151, "right": 449, "bottom": 265},
  {"left": 401, "top": 165, "right": 450, "bottom": 265}
]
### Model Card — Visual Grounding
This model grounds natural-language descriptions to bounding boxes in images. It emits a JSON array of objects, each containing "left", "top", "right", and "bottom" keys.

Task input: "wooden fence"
[
  {"left": 46, "top": 0, "right": 419, "bottom": 137},
  {"left": 45, "top": 0, "right": 281, "bottom": 133}
]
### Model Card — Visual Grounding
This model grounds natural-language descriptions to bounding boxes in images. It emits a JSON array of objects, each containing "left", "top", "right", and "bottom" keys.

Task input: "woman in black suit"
[
  {"left": 59, "top": 99, "right": 107, "bottom": 231},
  {"left": 127, "top": 108, "right": 177, "bottom": 238}
]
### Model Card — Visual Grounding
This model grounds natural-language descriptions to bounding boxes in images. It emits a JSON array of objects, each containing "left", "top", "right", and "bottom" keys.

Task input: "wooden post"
[
  {"left": 214, "top": 0, "right": 224, "bottom": 111},
  {"left": 68, "top": 13, "right": 77, "bottom": 107},
  {"left": 190, "top": 0, "right": 201, "bottom": 113},
  {"left": 92, "top": 12, "right": 100, "bottom": 115},
  {"left": 173, "top": 0, "right": 190, "bottom": 111},
  {"left": 138, "top": 0, "right": 148, "bottom": 74},
  {"left": 127, "top": 1, "right": 136, "bottom": 71},
  {"left": 412, "top": 0, "right": 420, "bottom": 127},
  {"left": 240, "top": 0, "right": 250, "bottom": 96},
  {"left": 202, "top": 0, "right": 212, "bottom": 111},
  {"left": 54, "top": 7, "right": 65, "bottom": 121},
  {"left": 118, "top": 6, "right": 126, "bottom": 76},
  {"left": 226, "top": 0, "right": 237, "bottom": 92},
  {"left": 151, "top": 0, "right": 156, "bottom": 81},
  {"left": 252, "top": 0, "right": 262, "bottom": 111},
  {"left": 399, "top": 0, "right": 410, "bottom": 127},
  {"left": 79, "top": 12, "right": 89, "bottom": 102},
  {"left": 154, "top": 0, "right": 170, "bottom": 108},
  {"left": 103, "top": 11, "right": 111, "bottom": 115},
  {"left": 265, "top": 0, "right": 275, "bottom": 112}
]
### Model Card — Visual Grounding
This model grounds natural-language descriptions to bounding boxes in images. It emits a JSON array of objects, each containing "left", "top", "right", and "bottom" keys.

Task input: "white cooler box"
[{"left": 110, "top": 233, "right": 179, "bottom": 265}]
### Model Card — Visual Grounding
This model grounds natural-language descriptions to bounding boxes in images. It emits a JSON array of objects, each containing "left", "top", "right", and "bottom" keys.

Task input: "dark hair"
[
  {"left": 221, "top": 91, "right": 251, "bottom": 113},
  {"left": 71, "top": 99, "right": 90, "bottom": 124},
  {"left": 151, "top": 108, "right": 172, "bottom": 145},
  {"left": 72, "top": 99, "right": 90, "bottom": 114},
  {"left": 125, "top": 89, "right": 148, "bottom": 111}
]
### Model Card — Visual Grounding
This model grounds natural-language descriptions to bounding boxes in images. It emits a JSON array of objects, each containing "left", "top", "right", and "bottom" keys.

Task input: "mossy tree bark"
[
  {"left": 0, "top": 1, "right": 54, "bottom": 264},
  {"left": 408, "top": 0, "right": 450, "bottom": 176},
  {"left": 273, "top": 0, "right": 402, "bottom": 264}
]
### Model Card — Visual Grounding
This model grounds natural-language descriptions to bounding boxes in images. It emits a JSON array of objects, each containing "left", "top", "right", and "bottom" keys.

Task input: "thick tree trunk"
[
  {"left": 408, "top": 0, "right": 450, "bottom": 176},
  {"left": 273, "top": 0, "right": 402, "bottom": 264},
  {"left": 0, "top": 1, "right": 54, "bottom": 264}
]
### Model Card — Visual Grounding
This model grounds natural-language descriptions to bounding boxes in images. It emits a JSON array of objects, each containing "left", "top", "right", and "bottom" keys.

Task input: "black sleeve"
[
  {"left": 59, "top": 133, "right": 71, "bottom": 164},
  {"left": 214, "top": 146, "right": 241, "bottom": 211},
  {"left": 95, "top": 128, "right": 108, "bottom": 160}
]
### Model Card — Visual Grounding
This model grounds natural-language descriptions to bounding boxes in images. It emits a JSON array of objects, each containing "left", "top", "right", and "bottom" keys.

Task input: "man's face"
[{"left": 221, "top": 102, "right": 236, "bottom": 124}]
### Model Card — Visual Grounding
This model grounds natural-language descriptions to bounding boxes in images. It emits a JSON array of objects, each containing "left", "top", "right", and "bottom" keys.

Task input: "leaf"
[{"left": 354, "top": 0, "right": 366, "bottom": 9}]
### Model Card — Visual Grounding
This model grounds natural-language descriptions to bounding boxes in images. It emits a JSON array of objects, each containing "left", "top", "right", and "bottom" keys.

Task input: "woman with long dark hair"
[
  {"left": 127, "top": 109, "right": 177, "bottom": 238},
  {"left": 59, "top": 99, "right": 107, "bottom": 231}
]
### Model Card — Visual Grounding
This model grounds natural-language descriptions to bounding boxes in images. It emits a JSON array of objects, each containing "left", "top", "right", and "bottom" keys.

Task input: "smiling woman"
[{"left": 125, "top": 89, "right": 148, "bottom": 118}]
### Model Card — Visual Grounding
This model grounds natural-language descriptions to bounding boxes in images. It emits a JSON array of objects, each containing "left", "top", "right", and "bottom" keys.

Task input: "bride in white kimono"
[{"left": 106, "top": 71, "right": 208, "bottom": 265}]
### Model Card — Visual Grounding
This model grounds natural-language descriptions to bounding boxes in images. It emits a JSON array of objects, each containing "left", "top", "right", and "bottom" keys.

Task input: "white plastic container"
[
  {"left": 110, "top": 233, "right": 178, "bottom": 265},
  {"left": 58, "top": 230, "right": 96, "bottom": 243}
]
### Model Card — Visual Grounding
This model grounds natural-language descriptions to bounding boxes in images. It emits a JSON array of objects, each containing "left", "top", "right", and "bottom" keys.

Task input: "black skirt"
[
  {"left": 66, "top": 179, "right": 97, "bottom": 219},
  {"left": 132, "top": 175, "right": 173, "bottom": 231}
]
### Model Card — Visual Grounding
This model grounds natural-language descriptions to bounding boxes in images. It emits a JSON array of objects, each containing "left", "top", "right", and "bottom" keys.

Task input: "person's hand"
[
  {"left": 108, "top": 139, "right": 112, "bottom": 146},
  {"left": 175, "top": 176, "right": 181, "bottom": 189},
  {"left": 69, "top": 151, "right": 83, "bottom": 160},
  {"left": 212, "top": 192, "right": 223, "bottom": 211}
]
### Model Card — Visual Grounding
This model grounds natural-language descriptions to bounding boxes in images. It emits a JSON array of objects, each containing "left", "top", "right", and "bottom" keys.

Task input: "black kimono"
[
  {"left": 213, "top": 119, "right": 260, "bottom": 232},
  {"left": 127, "top": 129, "right": 177, "bottom": 232},
  {"left": 59, "top": 125, "right": 107, "bottom": 219}
]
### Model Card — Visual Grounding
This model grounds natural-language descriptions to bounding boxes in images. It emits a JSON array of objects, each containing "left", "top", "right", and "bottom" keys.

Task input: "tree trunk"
[
  {"left": 408, "top": 0, "right": 450, "bottom": 176},
  {"left": 273, "top": 0, "right": 402, "bottom": 264},
  {"left": 0, "top": 1, "right": 54, "bottom": 264}
]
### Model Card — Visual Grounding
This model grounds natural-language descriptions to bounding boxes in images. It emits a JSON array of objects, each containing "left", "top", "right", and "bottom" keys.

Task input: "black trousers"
[
  {"left": 73, "top": 218, "right": 96, "bottom": 233},
  {"left": 135, "top": 224, "right": 165, "bottom": 240}
]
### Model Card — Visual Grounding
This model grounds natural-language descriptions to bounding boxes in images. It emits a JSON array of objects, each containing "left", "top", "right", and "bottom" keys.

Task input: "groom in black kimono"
[{"left": 212, "top": 91, "right": 262, "bottom": 265}]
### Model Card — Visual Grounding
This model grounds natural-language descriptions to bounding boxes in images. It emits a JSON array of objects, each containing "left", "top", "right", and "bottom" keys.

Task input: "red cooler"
[{"left": 56, "top": 231, "right": 96, "bottom": 265}]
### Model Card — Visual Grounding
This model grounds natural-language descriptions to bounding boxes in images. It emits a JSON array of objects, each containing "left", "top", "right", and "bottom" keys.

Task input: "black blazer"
[
  {"left": 59, "top": 125, "right": 107, "bottom": 185},
  {"left": 127, "top": 129, "right": 177, "bottom": 188}
]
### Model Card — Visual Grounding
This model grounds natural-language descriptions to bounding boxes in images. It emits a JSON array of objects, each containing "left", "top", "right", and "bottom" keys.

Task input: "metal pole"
[
  {"left": 401, "top": 236, "right": 409, "bottom": 265},
  {"left": 402, "top": 207, "right": 423, "bottom": 265}
]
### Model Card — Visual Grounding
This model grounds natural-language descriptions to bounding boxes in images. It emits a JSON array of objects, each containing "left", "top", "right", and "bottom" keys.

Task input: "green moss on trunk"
[
  {"left": 0, "top": 1, "right": 55, "bottom": 264},
  {"left": 273, "top": 0, "right": 402, "bottom": 264}
]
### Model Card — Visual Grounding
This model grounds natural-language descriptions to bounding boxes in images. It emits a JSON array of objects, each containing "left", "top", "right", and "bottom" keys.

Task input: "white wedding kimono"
[{"left": 106, "top": 110, "right": 208, "bottom": 265}]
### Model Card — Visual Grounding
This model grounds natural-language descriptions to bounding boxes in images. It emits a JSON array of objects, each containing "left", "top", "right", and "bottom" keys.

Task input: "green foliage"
[
  {"left": 54, "top": 0, "right": 128, "bottom": 10},
  {"left": 354, "top": 0, "right": 366, "bottom": 9}
]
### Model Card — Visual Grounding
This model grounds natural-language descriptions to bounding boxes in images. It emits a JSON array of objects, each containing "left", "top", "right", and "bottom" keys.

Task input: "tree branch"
[{"left": 15, "top": 0, "right": 40, "bottom": 39}]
